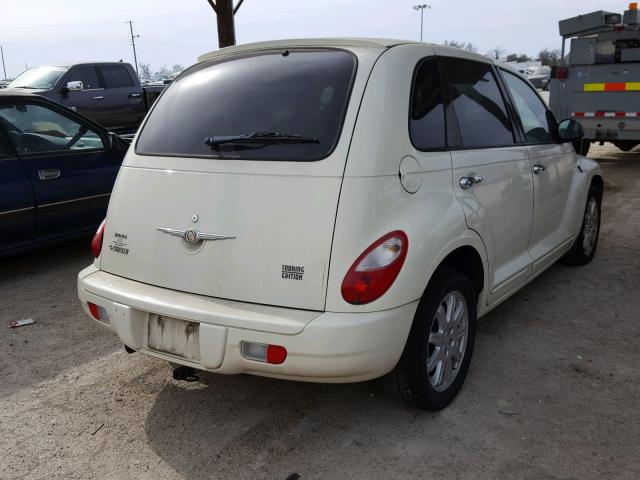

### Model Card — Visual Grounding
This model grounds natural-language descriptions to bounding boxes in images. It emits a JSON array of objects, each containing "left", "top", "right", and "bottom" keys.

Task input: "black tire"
[
  {"left": 561, "top": 185, "right": 602, "bottom": 266},
  {"left": 573, "top": 139, "right": 591, "bottom": 156},
  {"left": 388, "top": 268, "right": 477, "bottom": 410}
]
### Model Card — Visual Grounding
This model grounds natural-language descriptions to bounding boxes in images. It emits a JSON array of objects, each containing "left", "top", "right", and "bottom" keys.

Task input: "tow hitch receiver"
[{"left": 172, "top": 365, "right": 200, "bottom": 382}]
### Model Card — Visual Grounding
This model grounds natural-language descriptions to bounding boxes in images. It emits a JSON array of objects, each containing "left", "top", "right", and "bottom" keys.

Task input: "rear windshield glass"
[{"left": 136, "top": 49, "right": 356, "bottom": 161}]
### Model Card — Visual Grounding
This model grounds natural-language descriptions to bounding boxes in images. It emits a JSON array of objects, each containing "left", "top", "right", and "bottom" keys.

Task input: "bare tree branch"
[
  {"left": 206, "top": 0, "right": 218, "bottom": 14},
  {"left": 233, "top": 0, "right": 245, "bottom": 14}
]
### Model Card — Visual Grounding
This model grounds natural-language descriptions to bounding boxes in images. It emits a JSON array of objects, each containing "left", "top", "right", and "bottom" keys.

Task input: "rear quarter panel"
[{"left": 326, "top": 44, "right": 489, "bottom": 313}]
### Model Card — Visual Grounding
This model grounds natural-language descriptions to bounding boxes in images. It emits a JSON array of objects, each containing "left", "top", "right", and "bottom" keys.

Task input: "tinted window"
[
  {"left": 66, "top": 66, "right": 100, "bottom": 90},
  {"left": 0, "top": 103, "right": 104, "bottom": 154},
  {"left": 410, "top": 58, "right": 446, "bottom": 150},
  {"left": 136, "top": 49, "right": 356, "bottom": 161},
  {"left": 502, "top": 70, "right": 557, "bottom": 144},
  {"left": 440, "top": 58, "right": 515, "bottom": 148},
  {"left": 100, "top": 66, "right": 134, "bottom": 88}
]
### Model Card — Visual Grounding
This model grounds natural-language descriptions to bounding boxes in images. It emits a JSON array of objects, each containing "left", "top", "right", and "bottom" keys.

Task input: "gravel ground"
[{"left": 1, "top": 143, "right": 639, "bottom": 480}]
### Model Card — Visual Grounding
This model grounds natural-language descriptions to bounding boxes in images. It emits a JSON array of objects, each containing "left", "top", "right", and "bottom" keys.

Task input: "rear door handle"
[
  {"left": 459, "top": 175, "right": 483, "bottom": 190},
  {"left": 93, "top": 95, "right": 104, "bottom": 100},
  {"left": 533, "top": 164, "right": 547, "bottom": 174},
  {"left": 129, "top": 93, "right": 142, "bottom": 98},
  {"left": 38, "top": 169, "right": 61, "bottom": 180}
]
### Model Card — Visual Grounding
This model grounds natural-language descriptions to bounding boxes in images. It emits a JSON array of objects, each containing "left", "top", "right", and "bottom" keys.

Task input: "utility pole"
[
  {"left": 413, "top": 4, "right": 431, "bottom": 42},
  {"left": 128, "top": 20, "right": 140, "bottom": 75},
  {"left": 0, "top": 45, "right": 6, "bottom": 79}
]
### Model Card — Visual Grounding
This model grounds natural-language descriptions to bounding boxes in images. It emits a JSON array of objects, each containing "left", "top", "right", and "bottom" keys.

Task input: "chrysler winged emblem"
[{"left": 156, "top": 227, "right": 236, "bottom": 244}]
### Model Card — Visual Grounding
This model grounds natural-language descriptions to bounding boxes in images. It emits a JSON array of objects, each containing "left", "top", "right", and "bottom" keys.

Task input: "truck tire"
[
  {"left": 561, "top": 185, "right": 602, "bottom": 266},
  {"left": 613, "top": 141, "right": 638, "bottom": 152},
  {"left": 388, "top": 268, "right": 476, "bottom": 410},
  {"left": 573, "top": 139, "right": 590, "bottom": 156}
]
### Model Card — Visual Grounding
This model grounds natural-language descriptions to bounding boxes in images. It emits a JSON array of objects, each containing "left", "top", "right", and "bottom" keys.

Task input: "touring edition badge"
[{"left": 282, "top": 265, "right": 304, "bottom": 280}]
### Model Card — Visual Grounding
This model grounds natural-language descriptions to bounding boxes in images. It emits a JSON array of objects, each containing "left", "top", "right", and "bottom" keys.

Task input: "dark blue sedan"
[{"left": 0, "top": 92, "right": 128, "bottom": 257}]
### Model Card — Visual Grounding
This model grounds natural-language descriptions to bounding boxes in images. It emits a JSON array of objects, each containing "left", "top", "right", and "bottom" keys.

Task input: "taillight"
[
  {"left": 91, "top": 220, "right": 106, "bottom": 258},
  {"left": 341, "top": 231, "right": 408, "bottom": 305},
  {"left": 552, "top": 67, "right": 568, "bottom": 80}
]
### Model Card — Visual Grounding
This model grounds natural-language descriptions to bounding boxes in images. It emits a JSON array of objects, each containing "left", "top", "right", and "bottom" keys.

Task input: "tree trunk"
[{"left": 216, "top": 0, "right": 236, "bottom": 48}]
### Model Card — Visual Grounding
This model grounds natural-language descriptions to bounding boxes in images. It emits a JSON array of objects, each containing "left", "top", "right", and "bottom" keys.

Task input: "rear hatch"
[{"left": 100, "top": 47, "right": 371, "bottom": 311}]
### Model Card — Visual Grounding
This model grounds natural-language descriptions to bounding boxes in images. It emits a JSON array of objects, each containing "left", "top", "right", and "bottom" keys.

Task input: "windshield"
[
  {"left": 135, "top": 49, "right": 356, "bottom": 161},
  {"left": 9, "top": 66, "right": 67, "bottom": 89}
]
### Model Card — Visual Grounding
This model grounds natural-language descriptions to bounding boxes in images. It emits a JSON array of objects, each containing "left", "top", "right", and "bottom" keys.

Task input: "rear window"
[
  {"left": 100, "top": 66, "right": 134, "bottom": 88},
  {"left": 136, "top": 49, "right": 357, "bottom": 161}
]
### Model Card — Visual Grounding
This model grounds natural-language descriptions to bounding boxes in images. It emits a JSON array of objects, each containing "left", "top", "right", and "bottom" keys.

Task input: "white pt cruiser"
[{"left": 78, "top": 39, "right": 602, "bottom": 410}]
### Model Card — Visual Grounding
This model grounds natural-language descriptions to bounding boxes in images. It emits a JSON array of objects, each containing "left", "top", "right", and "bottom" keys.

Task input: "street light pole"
[{"left": 413, "top": 4, "right": 431, "bottom": 42}]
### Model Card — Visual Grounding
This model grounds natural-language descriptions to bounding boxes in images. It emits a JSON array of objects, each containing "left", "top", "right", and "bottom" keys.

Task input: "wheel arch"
[
  {"left": 590, "top": 174, "right": 604, "bottom": 197},
  {"left": 422, "top": 232, "right": 489, "bottom": 311}
]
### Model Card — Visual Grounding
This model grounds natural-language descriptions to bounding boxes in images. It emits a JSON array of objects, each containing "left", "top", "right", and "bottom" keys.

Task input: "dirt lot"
[{"left": 1, "top": 143, "right": 639, "bottom": 480}]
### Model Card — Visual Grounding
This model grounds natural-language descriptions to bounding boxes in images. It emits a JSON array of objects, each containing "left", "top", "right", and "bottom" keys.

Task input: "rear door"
[
  {"left": 99, "top": 48, "right": 369, "bottom": 311},
  {"left": 96, "top": 65, "right": 145, "bottom": 131},
  {"left": 441, "top": 55, "right": 535, "bottom": 302},
  {"left": 0, "top": 127, "right": 35, "bottom": 253},
  {"left": 500, "top": 69, "right": 577, "bottom": 264},
  {"left": 0, "top": 99, "right": 120, "bottom": 242}
]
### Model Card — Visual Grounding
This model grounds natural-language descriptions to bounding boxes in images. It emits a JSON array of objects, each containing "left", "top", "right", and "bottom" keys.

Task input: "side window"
[
  {"left": 66, "top": 67, "right": 100, "bottom": 90},
  {"left": 502, "top": 70, "right": 558, "bottom": 144},
  {"left": 0, "top": 103, "right": 104, "bottom": 155},
  {"left": 410, "top": 58, "right": 446, "bottom": 150},
  {"left": 439, "top": 57, "right": 515, "bottom": 148},
  {"left": 99, "top": 66, "right": 134, "bottom": 88}
]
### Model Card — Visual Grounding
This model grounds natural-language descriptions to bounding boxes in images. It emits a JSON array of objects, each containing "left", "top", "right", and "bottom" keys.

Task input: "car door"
[
  {"left": 440, "top": 55, "right": 535, "bottom": 304},
  {"left": 0, "top": 127, "right": 36, "bottom": 254},
  {"left": 499, "top": 69, "right": 577, "bottom": 267},
  {"left": 56, "top": 66, "right": 110, "bottom": 126},
  {"left": 0, "top": 99, "right": 120, "bottom": 243},
  {"left": 96, "top": 65, "right": 145, "bottom": 131}
]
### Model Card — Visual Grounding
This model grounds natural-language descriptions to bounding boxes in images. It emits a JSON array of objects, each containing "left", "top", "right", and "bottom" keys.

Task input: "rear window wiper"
[{"left": 205, "top": 131, "right": 319, "bottom": 150}]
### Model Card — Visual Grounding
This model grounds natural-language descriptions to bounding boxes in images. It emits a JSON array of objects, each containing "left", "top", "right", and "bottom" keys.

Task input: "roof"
[{"left": 198, "top": 37, "right": 421, "bottom": 62}]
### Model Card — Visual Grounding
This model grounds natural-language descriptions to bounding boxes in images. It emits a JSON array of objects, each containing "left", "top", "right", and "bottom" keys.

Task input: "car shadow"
[
  {"left": 143, "top": 370, "right": 435, "bottom": 480},
  {"left": 0, "top": 237, "right": 121, "bottom": 397}
]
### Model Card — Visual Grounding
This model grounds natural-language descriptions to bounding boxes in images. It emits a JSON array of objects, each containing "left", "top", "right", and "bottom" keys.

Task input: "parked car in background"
[
  {"left": 528, "top": 66, "right": 551, "bottom": 90},
  {"left": 6, "top": 62, "right": 164, "bottom": 133},
  {"left": 0, "top": 92, "right": 128, "bottom": 257},
  {"left": 78, "top": 39, "right": 602, "bottom": 410}
]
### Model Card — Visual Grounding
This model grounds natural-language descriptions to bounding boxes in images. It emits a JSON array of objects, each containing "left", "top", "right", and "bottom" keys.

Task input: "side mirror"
[
  {"left": 557, "top": 119, "right": 584, "bottom": 142},
  {"left": 66, "top": 81, "right": 84, "bottom": 92}
]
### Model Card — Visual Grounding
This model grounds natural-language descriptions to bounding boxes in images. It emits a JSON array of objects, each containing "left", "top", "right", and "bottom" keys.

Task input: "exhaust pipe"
[{"left": 172, "top": 365, "right": 200, "bottom": 382}]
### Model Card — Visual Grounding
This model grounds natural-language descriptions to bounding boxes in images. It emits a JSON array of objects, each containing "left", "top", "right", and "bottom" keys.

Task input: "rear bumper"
[{"left": 78, "top": 265, "right": 418, "bottom": 383}]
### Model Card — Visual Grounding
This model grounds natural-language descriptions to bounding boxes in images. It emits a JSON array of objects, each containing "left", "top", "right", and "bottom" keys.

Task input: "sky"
[{"left": 0, "top": 0, "right": 631, "bottom": 79}]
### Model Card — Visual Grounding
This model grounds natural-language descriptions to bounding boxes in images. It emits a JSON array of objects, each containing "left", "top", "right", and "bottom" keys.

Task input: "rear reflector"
[
  {"left": 240, "top": 341, "right": 287, "bottom": 364},
  {"left": 87, "top": 302, "right": 109, "bottom": 323}
]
